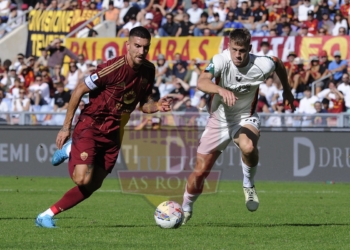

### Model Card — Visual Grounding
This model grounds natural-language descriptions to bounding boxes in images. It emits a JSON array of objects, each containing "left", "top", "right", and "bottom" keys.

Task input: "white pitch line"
[{"left": 0, "top": 189, "right": 341, "bottom": 194}]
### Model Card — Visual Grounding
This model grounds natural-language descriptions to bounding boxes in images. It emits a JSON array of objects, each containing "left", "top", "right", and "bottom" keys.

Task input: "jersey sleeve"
[
  {"left": 204, "top": 54, "right": 225, "bottom": 78},
  {"left": 258, "top": 56, "right": 277, "bottom": 80},
  {"left": 84, "top": 59, "right": 118, "bottom": 90}
]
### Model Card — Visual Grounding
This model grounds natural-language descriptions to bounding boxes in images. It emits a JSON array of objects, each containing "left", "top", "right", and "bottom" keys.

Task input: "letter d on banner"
[
  {"left": 166, "top": 136, "right": 186, "bottom": 174},
  {"left": 293, "top": 137, "right": 315, "bottom": 177}
]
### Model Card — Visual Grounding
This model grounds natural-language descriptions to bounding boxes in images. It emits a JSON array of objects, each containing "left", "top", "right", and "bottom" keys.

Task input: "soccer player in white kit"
[{"left": 181, "top": 29, "right": 295, "bottom": 224}]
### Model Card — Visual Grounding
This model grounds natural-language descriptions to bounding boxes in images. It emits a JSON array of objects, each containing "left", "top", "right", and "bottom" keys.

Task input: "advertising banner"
[
  {"left": 64, "top": 37, "right": 223, "bottom": 63},
  {"left": 223, "top": 36, "right": 301, "bottom": 62},
  {"left": 0, "top": 128, "right": 349, "bottom": 183},
  {"left": 26, "top": 10, "right": 100, "bottom": 57}
]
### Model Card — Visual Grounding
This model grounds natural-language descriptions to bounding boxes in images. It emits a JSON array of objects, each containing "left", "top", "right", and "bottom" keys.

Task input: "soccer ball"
[{"left": 154, "top": 201, "right": 184, "bottom": 229}]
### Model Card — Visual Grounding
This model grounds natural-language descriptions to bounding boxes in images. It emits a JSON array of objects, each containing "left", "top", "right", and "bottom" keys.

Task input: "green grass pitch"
[{"left": 0, "top": 176, "right": 349, "bottom": 250}]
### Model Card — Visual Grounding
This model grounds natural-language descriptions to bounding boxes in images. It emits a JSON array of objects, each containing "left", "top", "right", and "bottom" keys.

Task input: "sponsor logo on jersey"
[
  {"left": 80, "top": 152, "right": 88, "bottom": 161},
  {"left": 227, "top": 84, "right": 252, "bottom": 93}
]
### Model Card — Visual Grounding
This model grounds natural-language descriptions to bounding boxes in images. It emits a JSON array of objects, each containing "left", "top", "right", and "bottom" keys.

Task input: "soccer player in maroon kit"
[{"left": 35, "top": 27, "right": 171, "bottom": 228}]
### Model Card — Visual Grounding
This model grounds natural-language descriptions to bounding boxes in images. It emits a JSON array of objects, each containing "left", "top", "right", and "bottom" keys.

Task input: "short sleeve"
[
  {"left": 204, "top": 54, "right": 225, "bottom": 78},
  {"left": 257, "top": 56, "right": 276, "bottom": 80},
  {"left": 84, "top": 59, "right": 119, "bottom": 90}
]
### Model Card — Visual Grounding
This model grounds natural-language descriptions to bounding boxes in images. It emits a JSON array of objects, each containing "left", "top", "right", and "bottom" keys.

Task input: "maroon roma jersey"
[{"left": 82, "top": 55, "right": 155, "bottom": 132}]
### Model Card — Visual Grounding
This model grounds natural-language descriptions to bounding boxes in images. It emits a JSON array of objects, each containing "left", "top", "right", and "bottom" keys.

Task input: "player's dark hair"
[
  {"left": 229, "top": 29, "right": 251, "bottom": 47},
  {"left": 129, "top": 26, "right": 151, "bottom": 40}
]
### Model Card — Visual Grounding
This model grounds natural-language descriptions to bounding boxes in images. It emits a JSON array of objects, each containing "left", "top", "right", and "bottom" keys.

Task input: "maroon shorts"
[{"left": 68, "top": 119, "right": 121, "bottom": 176}]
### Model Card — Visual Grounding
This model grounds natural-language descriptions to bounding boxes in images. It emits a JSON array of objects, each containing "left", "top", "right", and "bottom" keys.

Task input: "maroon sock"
[{"left": 50, "top": 186, "right": 92, "bottom": 216}]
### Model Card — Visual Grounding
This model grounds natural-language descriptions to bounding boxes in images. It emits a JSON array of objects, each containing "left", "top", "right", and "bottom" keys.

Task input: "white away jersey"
[{"left": 205, "top": 49, "right": 276, "bottom": 123}]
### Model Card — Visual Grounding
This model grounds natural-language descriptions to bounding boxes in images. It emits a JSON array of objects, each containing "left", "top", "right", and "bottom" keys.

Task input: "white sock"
[
  {"left": 40, "top": 208, "right": 54, "bottom": 217},
  {"left": 182, "top": 185, "right": 199, "bottom": 212},
  {"left": 65, "top": 143, "right": 71, "bottom": 155},
  {"left": 241, "top": 159, "right": 257, "bottom": 188}
]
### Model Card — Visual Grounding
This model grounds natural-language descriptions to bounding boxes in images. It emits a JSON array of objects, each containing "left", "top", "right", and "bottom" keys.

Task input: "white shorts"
[{"left": 197, "top": 113, "right": 260, "bottom": 154}]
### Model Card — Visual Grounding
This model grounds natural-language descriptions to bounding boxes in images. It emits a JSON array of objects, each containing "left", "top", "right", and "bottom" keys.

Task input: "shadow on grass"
[
  {"left": 0, "top": 217, "right": 76, "bottom": 220},
  {"left": 195, "top": 222, "right": 350, "bottom": 227}
]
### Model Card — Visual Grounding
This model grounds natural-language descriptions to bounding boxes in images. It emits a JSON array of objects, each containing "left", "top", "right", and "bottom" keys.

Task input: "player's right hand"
[
  {"left": 218, "top": 87, "right": 238, "bottom": 107},
  {"left": 56, "top": 127, "right": 70, "bottom": 149}
]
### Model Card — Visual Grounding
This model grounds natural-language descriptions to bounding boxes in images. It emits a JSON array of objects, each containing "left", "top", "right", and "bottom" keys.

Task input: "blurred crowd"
[
  {"left": 2, "top": 0, "right": 350, "bottom": 38},
  {"left": 0, "top": 38, "right": 350, "bottom": 127}
]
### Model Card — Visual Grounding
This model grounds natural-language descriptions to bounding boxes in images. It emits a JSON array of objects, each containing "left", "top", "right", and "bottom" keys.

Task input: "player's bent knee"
[{"left": 240, "top": 142, "right": 255, "bottom": 156}]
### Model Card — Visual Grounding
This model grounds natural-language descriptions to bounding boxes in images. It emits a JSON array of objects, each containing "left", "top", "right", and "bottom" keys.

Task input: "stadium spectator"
[
  {"left": 207, "top": 12, "right": 224, "bottom": 35},
  {"left": 251, "top": 23, "right": 270, "bottom": 36},
  {"left": 167, "top": 78, "right": 189, "bottom": 100},
  {"left": 289, "top": 57, "right": 308, "bottom": 99},
  {"left": 277, "top": 0, "right": 294, "bottom": 20},
  {"left": 9, "top": 78, "right": 21, "bottom": 99},
  {"left": 319, "top": 50, "right": 330, "bottom": 68},
  {"left": 264, "top": 101, "right": 285, "bottom": 127},
  {"left": 122, "top": 0, "right": 140, "bottom": 24},
  {"left": 299, "top": 23, "right": 313, "bottom": 36},
  {"left": 158, "top": 12, "right": 180, "bottom": 37},
  {"left": 117, "top": 13, "right": 141, "bottom": 37},
  {"left": 340, "top": 0, "right": 350, "bottom": 19},
  {"left": 280, "top": 22, "right": 298, "bottom": 36},
  {"left": 337, "top": 73, "right": 350, "bottom": 112},
  {"left": 34, "top": 47, "right": 49, "bottom": 74},
  {"left": 19, "top": 65, "right": 35, "bottom": 89},
  {"left": 51, "top": 82, "right": 71, "bottom": 125},
  {"left": 28, "top": 74, "right": 51, "bottom": 106},
  {"left": 338, "top": 26, "right": 347, "bottom": 35},
  {"left": 142, "top": 12, "right": 158, "bottom": 36},
  {"left": 76, "top": 54, "right": 88, "bottom": 75},
  {"left": 249, "top": 0, "right": 268, "bottom": 31},
  {"left": 0, "top": 88, "right": 9, "bottom": 124},
  {"left": 258, "top": 75, "right": 278, "bottom": 111},
  {"left": 305, "top": 55, "right": 329, "bottom": 95},
  {"left": 13, "top": 53, "right": 26, "bottom": 74},
  {"left": 193, "top": 12, "right": 209, "bottom": 36},
  {"left": 237, "top": 1, "right": 251, "bottom": 29},
  {"left": 157, "top": 75, "right": 177, "bottom": 97},
  {"left": 212, "top": 0, "right": 227, "bottom": 22},
  {"left": 0, "top": 66, "right": 22, "bottom": 93},
  {"left": 155, "top": 54, "right": 170, "bottom": 86},
  {"left": 222, "top": 11, "right": 244, "bottom": 35},
  {"left": 178, "top": 13, "right": 194, "bottom": 36},
  {"left": 64, "top": 62, "right": 82, "bottom": 93},
  {"left": 185, "top": 58, "right": 201, "bottom": 88},
  {"left": 105, "top": 0, "right": 120, "bottom": 24},
  {"left": 303, "top": 10, "right": 318, "bottom": 35},
  {"left": 297, "top": 86, "right": 318, "bottom": 126},
  {"left": 298, "top": 0, "right": 314, "bottom": 22},
  {"left": 0, "top": 59, "right": 5, "bottom": 81},
  {"left": 46, "top": 38, "right": 79, "bottom": 76},
  {"left": 328, "top": 50, "right": 348, "bottom": 84},
  {"left": 256, "top": 41, "right": 274, "bottom": 56},
  {"left": 332, "top": 10, "right": 348, "bottom": 35},
  {"left": 11, "top": 87, "right": 30, "bottom": 124},
  {"left": 187, "top": 0, "right": 203, "bottom": 24},
  {"left": 326, "top": 84, "right": 344, "bottom": 113},
  {"left": 52, "top": 65, "right": 65, "bottom": 85},
  {"left": 313, "top": 101, "right": 328, "bottom": 126},
  {"left": 5, "top": 6, "right": 25, "bottom": 33},
  {"left": 284, "top": 51, "right": 297, "bottom": 75},
  {"left": 314, "top": 0, "right": 334, "bottom": 21},
  {"left": 317, "top": 10, "right": 334, "bottom": 35},
  {"left": 40, "top": 67, "right": 55, "bottom": 98},
  {"left": 172, "top": 53, "right": 188, "bottom": 73},
  {"left": 0, "top": 0, "right": 10, "bottom": 17},
  {"left": 144, "top": 3, "right": 165, "bottom": 29}
]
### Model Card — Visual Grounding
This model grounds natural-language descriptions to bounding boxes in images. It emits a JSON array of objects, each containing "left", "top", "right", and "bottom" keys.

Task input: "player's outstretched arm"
[
  {"left": 140, "top": 96, "right": 172, "bottom": 113},
  {"left": 56, "top": 81, "right": 90, "bottom": 149},
  {"left": 198, "top": 72, "right": 237, "bottom": 107},
  {"left": 273, "top": 57, "right": 296, "bottom": 111}
]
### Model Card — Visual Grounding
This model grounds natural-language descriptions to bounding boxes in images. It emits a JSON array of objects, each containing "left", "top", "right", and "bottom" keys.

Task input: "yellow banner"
[
  {"left": 26, "top": 10, "right": 100, "bottom": 57},
  {"left": 64, "top": 37, "right": 223, "bottom": 63}
]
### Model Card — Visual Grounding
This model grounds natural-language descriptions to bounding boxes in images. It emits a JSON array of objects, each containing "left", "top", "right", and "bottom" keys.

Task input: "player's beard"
[{"left": 134, "top": 55, "right": 145, "bottom": 66}]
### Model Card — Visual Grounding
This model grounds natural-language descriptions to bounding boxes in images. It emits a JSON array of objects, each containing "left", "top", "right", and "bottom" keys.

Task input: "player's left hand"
[
  {"left": 283, "top": 91, "right": 296, "bottom": 112},
  {"left": 158, "top": 96, "right": 172, "bottom": 112}
]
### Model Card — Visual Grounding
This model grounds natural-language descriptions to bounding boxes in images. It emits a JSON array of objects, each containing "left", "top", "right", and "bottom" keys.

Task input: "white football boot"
[
  {"left": 243, "top": 186, "right": 259, "bottom": 212},
  {"left": 182, "top": 211, "right": 192, "bottom": 225}
]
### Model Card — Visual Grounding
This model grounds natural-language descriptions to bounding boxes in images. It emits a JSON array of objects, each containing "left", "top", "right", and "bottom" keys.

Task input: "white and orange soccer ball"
[{"left": 154, "top": 201, "right": 184, "bottom": 229}]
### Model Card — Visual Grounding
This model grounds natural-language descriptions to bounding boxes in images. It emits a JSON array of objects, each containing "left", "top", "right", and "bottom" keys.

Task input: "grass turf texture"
[{"left": 0, "top": 176, "right": 349, "bottom": 250}]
